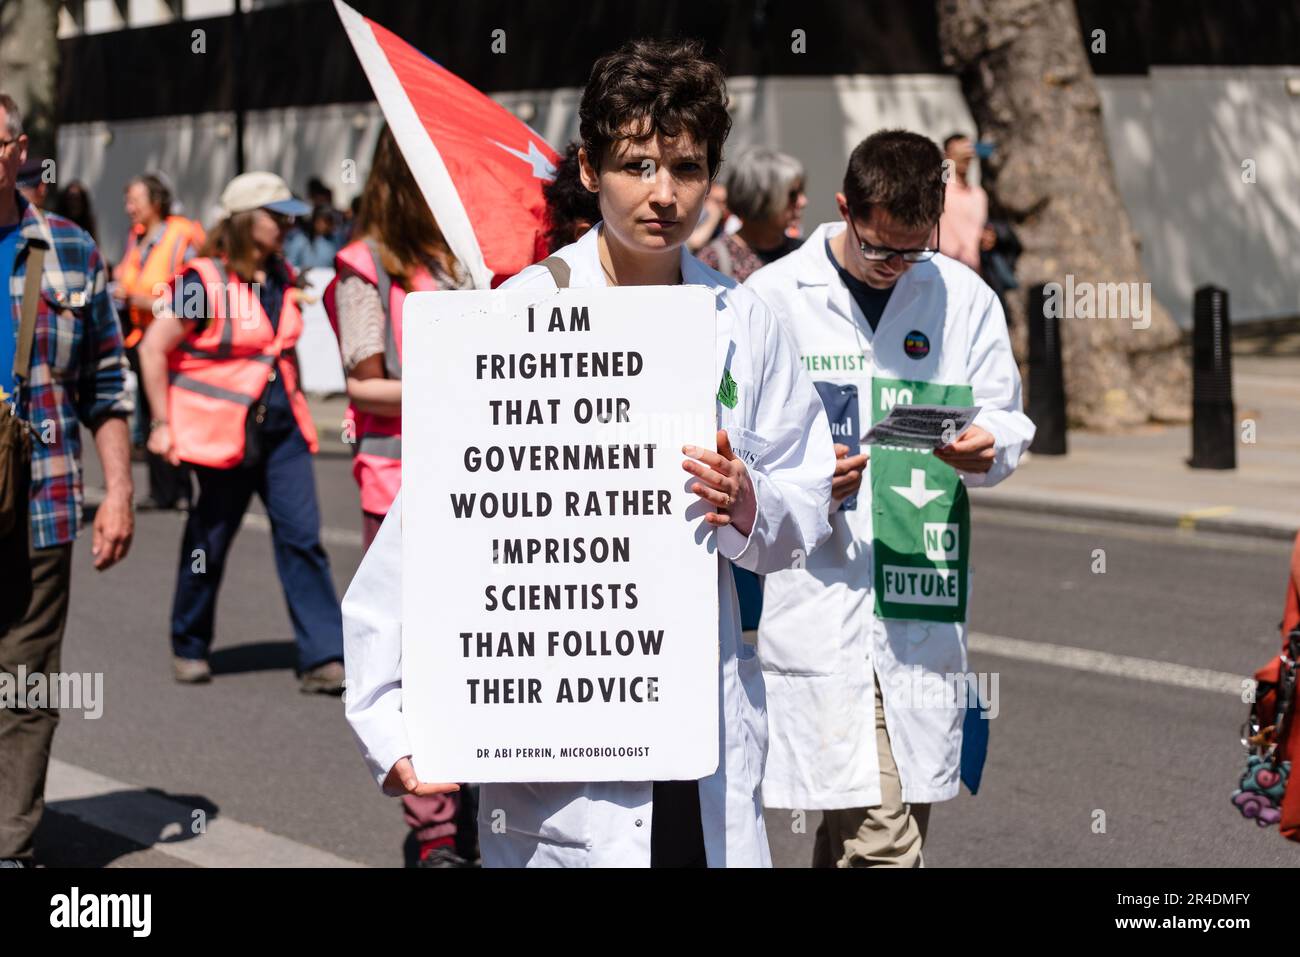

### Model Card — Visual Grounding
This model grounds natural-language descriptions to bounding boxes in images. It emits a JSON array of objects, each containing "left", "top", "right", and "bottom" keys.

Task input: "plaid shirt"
[{"left": 6, "top": 193, "right": 132, "bottom": 548}]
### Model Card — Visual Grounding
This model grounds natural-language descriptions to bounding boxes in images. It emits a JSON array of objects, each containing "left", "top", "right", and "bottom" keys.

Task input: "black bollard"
[
  {"left": 1189, "top": 285, "right": 1236, "bottom": 469},
  {"left": 1027, "top": 282, "right": 1067, "bottom": 455}
]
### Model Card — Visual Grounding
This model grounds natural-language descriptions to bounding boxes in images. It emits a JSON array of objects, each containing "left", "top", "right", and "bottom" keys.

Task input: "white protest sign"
[{"left": 401, "top": 285, "right": 720, "bottom": 783}]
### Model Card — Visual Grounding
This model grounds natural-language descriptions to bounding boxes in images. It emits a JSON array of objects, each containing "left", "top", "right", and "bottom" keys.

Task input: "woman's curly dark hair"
[{"left": 578, "top": 38, "right": 731, "bottom": 179}]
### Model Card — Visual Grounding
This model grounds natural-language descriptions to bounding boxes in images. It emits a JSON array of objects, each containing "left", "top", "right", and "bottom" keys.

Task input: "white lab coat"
[
  {"left": 745, "top": 222, "right": 1035, "bottom": 810},
  {"left": 342, "top": 224, "right": 835, "bottom": 866}
]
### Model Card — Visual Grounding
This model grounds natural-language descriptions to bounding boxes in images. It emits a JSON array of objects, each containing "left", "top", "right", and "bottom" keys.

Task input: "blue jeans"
[{"left": 171, "top": 427, "right": 344, "bottom": 673}]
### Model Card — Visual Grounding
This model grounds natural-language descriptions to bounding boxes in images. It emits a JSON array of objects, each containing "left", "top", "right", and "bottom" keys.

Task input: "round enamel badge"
[{"left": 903, "top": 330, "right": 930, "bottom": 359}]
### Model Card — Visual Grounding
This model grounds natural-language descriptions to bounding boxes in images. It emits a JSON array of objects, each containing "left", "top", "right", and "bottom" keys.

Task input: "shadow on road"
[
  {"left": 209, "top": 641, "right": 297, "bottom": 675},
  {"left": 35, "top": 790, "right": 220, "bottom": 868}
]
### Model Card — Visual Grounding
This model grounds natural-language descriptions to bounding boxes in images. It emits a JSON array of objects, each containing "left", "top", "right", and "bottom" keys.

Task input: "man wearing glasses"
[
  {"left": 746, "top": 129, "right": 1035, "bottom": 867},
  {"left": 0, "top": 93, "right": 134, "bottom": 867}
]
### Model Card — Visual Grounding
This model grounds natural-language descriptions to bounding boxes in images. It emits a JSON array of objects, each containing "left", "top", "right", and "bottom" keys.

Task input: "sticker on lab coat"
[{"left": 717, "top": 367, "right": 739, "bottom": 409}]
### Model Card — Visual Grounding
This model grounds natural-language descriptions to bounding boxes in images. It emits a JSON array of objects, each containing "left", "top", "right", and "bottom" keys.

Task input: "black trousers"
[
  {"left": 126, "top": 345, "right": 192, "bottom": 506},
  {"left": 650, "top": 780, "right": 707, "bottom": 868}
]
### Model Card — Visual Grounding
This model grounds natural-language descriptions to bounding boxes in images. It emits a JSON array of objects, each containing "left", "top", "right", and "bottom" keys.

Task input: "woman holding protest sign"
[{"left": 341, "top": 38, "right": 835, "bottom": 867}]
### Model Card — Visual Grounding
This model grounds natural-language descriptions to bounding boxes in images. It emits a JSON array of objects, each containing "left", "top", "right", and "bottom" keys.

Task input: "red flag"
[{"left": 335, "top": 0, "right": 559, "bottom": 287}]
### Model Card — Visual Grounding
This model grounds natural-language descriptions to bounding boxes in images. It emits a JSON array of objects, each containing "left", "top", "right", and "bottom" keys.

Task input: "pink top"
[{"left": 939, "top": 178, "right": 988, "bottom": 273}]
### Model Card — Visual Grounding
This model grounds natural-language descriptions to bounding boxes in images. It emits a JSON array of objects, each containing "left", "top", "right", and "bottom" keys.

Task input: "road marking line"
[
  {"left": 83, "top": 488, "right": 365, "bottom": 549},
  {"left": 968, "top": 632, "right": 1247, "bottom": 696},
  {"left": 1177, "top": 505, "right": 1237, "bottom": 530},
  {"left": 239, "top": 511, "right": 363, "bottom": 548},
  {"left": 44, "top": 758, "right": 368, "bottom": 868}
]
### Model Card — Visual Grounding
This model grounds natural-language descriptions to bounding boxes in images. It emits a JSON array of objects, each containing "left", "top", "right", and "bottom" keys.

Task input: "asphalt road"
[{"left": 32, "top": 450, "right": 1300, "bottom": 867}]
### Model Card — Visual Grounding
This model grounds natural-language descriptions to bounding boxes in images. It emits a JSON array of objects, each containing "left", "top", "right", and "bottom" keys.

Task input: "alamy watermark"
[
  {"left": 50, "top": 887, "right": 150, "bottom": 937},
  {"left": 0, "top": 667, "right": 103, "bottom": 719},
  {"left": 886, "top": 665, "right": 1000, "bottom": 719},
  {"left": 152, "top": 279, "right": 264, "bottom": 329},
  {"left": 1042, "top": 275, "right": 1152, "bottom": 330}
]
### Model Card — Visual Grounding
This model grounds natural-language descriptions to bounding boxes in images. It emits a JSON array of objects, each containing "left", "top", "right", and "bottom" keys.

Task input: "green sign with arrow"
[{"left": 870, "top": 377, "right": 973, "bottom": 623}]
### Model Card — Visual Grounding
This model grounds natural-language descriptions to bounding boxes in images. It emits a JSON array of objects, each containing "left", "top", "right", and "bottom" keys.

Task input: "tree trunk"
[
  {"left": 938, "top": 0, "right": 1189, "bottom": 429},
  {"left": 0, "top": 0, "right": 60, "bottom": 159}
]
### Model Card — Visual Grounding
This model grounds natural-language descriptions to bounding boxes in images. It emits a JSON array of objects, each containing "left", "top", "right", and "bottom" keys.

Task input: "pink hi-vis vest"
[{"left": 333, "top": 239, "right": 438, "bottom": 516}]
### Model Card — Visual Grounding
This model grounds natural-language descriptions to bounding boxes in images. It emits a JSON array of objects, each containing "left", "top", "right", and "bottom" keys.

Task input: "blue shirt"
[
  {"left": 0, "top": 222, "right": 21, "bottom": 403},
  {"left": 8, "top": 194, "right": 133, "bottom": 548},
  {"left": 176, "top": 259, "right": 296, "bottom": 435},
  {"left": 283, "top": 230, "right": 339, "bottom": 271},
  {"left": 281, "top": 228, "right": 311, "bottom": 271}
]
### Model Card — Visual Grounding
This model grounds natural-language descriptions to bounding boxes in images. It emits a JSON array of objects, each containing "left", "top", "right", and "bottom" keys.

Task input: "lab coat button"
[{"left": 635, "top": 818, "right": 643, "bottom": 827}]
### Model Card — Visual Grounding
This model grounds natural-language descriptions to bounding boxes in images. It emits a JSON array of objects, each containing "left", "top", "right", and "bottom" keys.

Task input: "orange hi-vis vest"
[
  {"left": 118, "top": 215, "right": 206, "bottom": 347},
  {"left": 166, "top": 257, "right": 319, "bottom": 468}
]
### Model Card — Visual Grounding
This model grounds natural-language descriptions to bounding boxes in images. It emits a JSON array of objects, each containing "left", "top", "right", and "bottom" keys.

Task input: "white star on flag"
[{"left": 489, "top": 139, "right": 557, "bottom": 180}]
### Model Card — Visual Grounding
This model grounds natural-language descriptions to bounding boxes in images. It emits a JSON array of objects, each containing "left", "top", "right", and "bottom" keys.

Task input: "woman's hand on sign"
[
  {"left": 682, "top": 430, "right": 757, "bottom": 537},
  {"left": 935, "top": 425, "right": 995, "bottom": 473},
  {"left": 383, "top": 757, "right": 461, "bottom": 797},
  {"left": 832, "top": 444, "right": 869, "bottom": 502}
]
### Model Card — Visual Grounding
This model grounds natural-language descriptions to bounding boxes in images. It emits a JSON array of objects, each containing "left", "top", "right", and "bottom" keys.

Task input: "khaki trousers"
[
  {"left": 0, "top": 524, "right": 74, "bottom": 861},
  {"left": 812, "top": 673, "right": 931, "bottom": 868}
]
